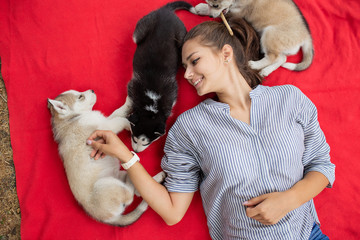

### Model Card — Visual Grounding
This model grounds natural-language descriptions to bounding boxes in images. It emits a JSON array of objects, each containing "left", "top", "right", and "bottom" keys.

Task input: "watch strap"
[{"left": 121, "top": 151, "right": 140, "bottom": 170}]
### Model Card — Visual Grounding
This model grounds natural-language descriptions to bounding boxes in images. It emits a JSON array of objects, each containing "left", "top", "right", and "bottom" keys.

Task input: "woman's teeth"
[{"left": 194, "top": 77, "right": 203, "bottom": 86}]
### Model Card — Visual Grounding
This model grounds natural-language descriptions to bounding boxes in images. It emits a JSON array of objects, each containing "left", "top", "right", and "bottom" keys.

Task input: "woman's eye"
[{"left": 192, "top": 57, "right": 200, "bottom": 65}]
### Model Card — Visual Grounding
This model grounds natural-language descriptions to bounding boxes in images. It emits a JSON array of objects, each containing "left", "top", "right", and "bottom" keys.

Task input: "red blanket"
[{"left": 0, "top": 0, "right": 359, "bottom": 239}]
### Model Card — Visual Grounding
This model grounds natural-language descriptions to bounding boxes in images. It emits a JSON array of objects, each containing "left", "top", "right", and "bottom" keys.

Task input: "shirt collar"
[
  {"left": 249, "top": 84, "right": 267, "bottom": 98},
  {"left": 203, "top": 85, "right": 267, "bottom": 109}
]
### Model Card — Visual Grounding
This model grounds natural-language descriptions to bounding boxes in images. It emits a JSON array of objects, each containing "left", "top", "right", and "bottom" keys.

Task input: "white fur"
[
  {"left": 48, "top": 90, "right": 165, "bottom": 226},
  {"left": 131, "top": 134, "right": 150, "bottom": 153},
  {"left": 144, "top": 90, "right": 161, "bottom": 114},
  {"left": 145, "top": 90, "right": 161, "bottom": 101},
  {"left": 145, "top": 105, "right": 158, "bottom": 114}
]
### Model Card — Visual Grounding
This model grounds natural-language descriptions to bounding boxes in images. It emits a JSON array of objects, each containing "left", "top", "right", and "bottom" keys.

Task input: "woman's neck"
[{"left": 216, "top": 70, "right": 252, "bottom": 111}]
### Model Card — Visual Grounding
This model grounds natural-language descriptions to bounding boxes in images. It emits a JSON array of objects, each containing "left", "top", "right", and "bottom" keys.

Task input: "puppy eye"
[{"left": 78, "top": 94, "right": 84, "bottom": 100}]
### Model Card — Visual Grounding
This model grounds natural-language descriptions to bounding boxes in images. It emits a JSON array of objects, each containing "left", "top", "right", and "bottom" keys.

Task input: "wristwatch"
[{"left": 121, "top": 151, "right": 140, "bottom": 170}]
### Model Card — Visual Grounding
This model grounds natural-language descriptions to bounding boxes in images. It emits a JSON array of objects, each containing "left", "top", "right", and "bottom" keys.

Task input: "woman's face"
[{"left": 182, "top": 38, "right": 225, "bottom": 96}]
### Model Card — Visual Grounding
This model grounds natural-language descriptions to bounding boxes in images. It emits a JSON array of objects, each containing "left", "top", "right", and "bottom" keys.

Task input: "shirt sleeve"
[
  {"left": 161, "top": 116, "right": 201, "bottom": 193},
  {"left": 296, "top": 89, "right": 335, "bottom": 188}
]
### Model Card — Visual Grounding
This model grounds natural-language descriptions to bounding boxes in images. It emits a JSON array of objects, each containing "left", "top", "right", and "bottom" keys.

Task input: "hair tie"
[{"left": 220, "top": 12, "right": 234, "bottom": 36}]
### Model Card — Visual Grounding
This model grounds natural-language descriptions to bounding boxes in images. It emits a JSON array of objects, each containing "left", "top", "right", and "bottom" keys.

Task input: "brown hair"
[{"left": 183, "top": 17, "right": 263, "bottom": 88}]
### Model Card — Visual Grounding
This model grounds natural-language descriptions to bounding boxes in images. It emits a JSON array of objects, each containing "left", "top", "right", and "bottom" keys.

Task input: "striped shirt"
[{"left": 161, "top": 85, "right": 335, "bottom": 240}]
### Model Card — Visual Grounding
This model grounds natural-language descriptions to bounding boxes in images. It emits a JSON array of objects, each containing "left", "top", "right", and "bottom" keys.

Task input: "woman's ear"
[{"left": 222, "top": 44, "right": 233, "bottom": 63}]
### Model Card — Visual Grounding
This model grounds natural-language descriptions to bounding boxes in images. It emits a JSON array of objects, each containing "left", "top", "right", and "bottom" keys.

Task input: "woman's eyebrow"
[
  {"left": 182, "top": 52, "right": 197, "bottom": 66},
  {"left": 186, "top": 52, "right": 197, "bottom": 61}
]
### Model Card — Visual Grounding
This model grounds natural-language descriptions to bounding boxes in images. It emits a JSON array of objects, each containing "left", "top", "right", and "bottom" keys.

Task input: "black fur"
[{"left": 127, "top": 1, "right": 193, "bottom": 151}]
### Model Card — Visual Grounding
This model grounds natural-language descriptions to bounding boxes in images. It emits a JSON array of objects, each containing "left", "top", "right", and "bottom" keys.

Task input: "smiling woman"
[
  {"left": 87, "top": 17, "right": 334, "bottom": 240},
  {"left": 163, "top": 18, "right": 334, "bottom": 239}
]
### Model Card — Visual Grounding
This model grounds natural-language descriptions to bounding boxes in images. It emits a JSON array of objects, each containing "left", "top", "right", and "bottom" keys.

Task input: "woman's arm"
[
  {"left": 87, "top": 130, "right": 194, "bottom": 226},
  {"left": 243, "top": 171, "right": 329, "bottom": 225},
  {"left": 125, "top": 162, "right": 194, "bottom": 225},
  {"left": 244, "top": 89, "right": 335, "bottom": 225}
]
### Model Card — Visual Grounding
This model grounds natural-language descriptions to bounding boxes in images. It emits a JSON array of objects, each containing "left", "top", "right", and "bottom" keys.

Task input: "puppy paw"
[
  {"left": 194, "top": 3, "right": 211, "bottom": 15},
  {"left": 110, "top": 97, "right": 133, "bottom": 118},
  {"left": 248, "top": 60, "right": 261, "bottom": 70},
  {"left": 124, "top": 118, "right": 131, "bottom": 131},
  {"left": 114, "top": 117, "right": 131, "bottom": 133},
  {"left": 259, "top": 69, "right": 270, "bottom": 77},
  {"left": 153, "top": 171, "right": 166, "bottom": 183},
  {"left": 134, "top": 189, "right": 141, "bottom": 197}
]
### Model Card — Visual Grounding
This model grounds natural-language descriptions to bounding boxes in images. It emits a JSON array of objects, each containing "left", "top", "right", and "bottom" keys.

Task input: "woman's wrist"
[
  {"left": 285, "top": 188, "right": 302, "bottom": 211},
  {"left": 121, "top": 151, "right": 140, "bottom": 170},
  {"left": 118, "top": 150, "right": 134, "bottom": 164}
]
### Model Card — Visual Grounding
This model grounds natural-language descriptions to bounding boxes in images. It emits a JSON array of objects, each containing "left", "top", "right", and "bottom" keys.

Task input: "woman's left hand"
[{"left": 243, "top": 191, "right": 297, "bottom": 225}]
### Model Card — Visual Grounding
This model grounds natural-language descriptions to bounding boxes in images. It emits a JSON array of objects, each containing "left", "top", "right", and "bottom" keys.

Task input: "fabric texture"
[
  {"left": 161, "top": 85, "right": 335, "bottom": 239},
  {"left": 0, "top": 0, "right": 359, "bottom": 239}
]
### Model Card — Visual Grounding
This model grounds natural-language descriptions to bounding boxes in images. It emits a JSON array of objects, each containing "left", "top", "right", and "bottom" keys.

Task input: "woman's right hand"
[
  {"left": 87, "top": 131, "right": 195, "bottom": 226},
  {"left": 86, "top": 130, "right": 133, "bottom": 163}
]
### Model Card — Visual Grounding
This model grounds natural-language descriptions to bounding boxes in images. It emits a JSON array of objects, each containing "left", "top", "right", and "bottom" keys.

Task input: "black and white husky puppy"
[{"left": 127, "top": 1, "right": 195, "bottom": 152}]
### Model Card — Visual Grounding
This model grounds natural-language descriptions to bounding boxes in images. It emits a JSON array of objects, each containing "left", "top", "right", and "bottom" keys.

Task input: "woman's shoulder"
[
  {"left": 258, "top": 84, "right": 304, "bottom": 100},
  {"left": 167, "top": 101, "right": 210, "bottom": 141},
  {"left": 263, "top": 84, "right": 302, "bottom": 94}
]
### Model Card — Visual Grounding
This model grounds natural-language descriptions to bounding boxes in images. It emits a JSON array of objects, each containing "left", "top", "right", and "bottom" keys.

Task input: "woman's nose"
[{"left": 184, "top": 67, "right": 193, "bottom": 80}]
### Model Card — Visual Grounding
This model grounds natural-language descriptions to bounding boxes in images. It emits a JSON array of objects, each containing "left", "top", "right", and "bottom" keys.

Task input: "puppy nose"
[
  {"left": 91, "top": 90, "right": 94, "bottom": 93},
  {"left": 213, "top": 4, "right": 219, "bottom": 8}
]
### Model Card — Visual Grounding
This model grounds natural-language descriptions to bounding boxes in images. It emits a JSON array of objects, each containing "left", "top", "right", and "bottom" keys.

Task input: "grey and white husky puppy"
[
  {"left": 48, "top": 90, "right": 165, "bottom": 226},
  {"left": 194, "top": 0, "right": 314, "bottom": 76},
  {"left": 127, "top": 1, "right": 195, "bottom": 152}
]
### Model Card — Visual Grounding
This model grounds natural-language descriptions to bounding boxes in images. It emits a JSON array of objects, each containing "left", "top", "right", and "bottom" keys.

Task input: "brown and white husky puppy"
[
  {"left": 194, "top": 0, "right": 314, "bottom": 76},
  {"left": 48, "top": 90, "right": 165, "bottom": 226}
]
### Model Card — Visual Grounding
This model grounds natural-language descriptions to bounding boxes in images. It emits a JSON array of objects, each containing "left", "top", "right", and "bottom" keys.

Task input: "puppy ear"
[
  {"left": 128, "top": 113, "right": 139, "bottom": 126},
  {"left": 47, "top": 99, "right": 67, "bottom": 114},
  {"left": 154, "top": 123, "right": 166, "bottom": 136}
]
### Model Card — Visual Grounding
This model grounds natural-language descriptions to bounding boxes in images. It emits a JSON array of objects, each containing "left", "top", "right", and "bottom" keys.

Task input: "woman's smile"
[{"left": 193, "top": 76, "right": 204, "bottom": 87}]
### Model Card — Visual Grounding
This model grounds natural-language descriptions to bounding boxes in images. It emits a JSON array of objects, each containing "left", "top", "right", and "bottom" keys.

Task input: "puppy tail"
[
  {"left": 282, "top": 38, "right": 314, "bottom": 71},
  {"left": 111, "top": 200, "right": 148, "bottom": 226},
  {"left": 164, "top": 1, "right": 196, "bottom": 14},
  {"left": 133, "top": 12, "right": 156, "bottom": 45}
]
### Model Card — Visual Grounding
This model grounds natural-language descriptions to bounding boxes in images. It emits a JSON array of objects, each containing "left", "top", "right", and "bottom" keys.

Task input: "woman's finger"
[
  {"left": 90, "top": 149, "right": 97, "bottom": 158},
  {"left": 88, "top": 130, "right": 109, "bottom": 142}
]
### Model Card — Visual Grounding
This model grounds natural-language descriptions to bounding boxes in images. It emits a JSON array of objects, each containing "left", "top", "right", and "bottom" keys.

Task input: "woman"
[{"left": 87, "top": 18, "right": 335, "bottom": 239}]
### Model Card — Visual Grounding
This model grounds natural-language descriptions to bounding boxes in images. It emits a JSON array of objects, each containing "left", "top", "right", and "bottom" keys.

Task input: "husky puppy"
[
  {"left": 127, "top": 1, "right": 195, "bottom": 152},
  {"left": 194, "top": 0, "right": 314, "bottom": 76},
  {"left": 48, "top": 90, "right": 165, "bottom": 226}
]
